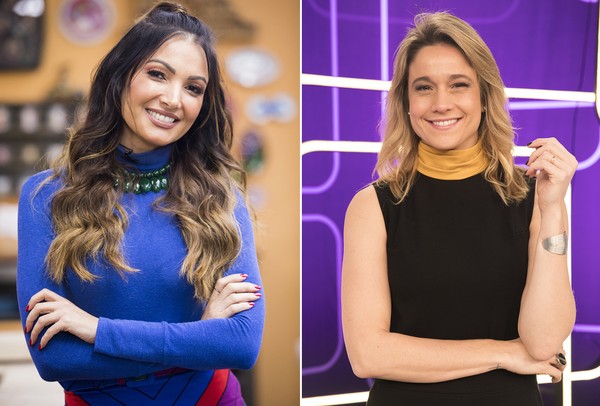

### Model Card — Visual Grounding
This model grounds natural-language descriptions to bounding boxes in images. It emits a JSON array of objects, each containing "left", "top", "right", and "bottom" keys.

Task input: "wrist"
[
  {"left": 538, "top": 203, "right": 562, "bottom": 221},
  {"left": 488, "top": 339, "right": 512, "bottom": 371},
  {"left": 538, "top": 204, "right": 566, "bottom": 238},
  {"left": 88, "top": 316, "right": 99, "bottom": 344}
]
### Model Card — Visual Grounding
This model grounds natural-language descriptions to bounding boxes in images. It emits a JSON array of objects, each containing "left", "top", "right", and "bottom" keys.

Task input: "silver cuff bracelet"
[{"left": 542, "top": 231, "right": 568, "bottom": 255}]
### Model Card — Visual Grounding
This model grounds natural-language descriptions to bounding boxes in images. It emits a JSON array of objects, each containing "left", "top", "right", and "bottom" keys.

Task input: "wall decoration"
[
  {"left": 0, "top": 102, "right": 77, "bottom": 200},
  {"left": 58, "top": 0, "right": 115, "bottom": 45},
  {"left": 0, "top": 106, "right": 11, "bottom": 133},
  {"left": 240, "top": 129, "right": 264, "bottom": 174},
  {"left": 0, "top": 0, "right": 44, "bottom": 70},
  {"left": 246, "top": 93, "right": 295, "bottom": 125},
  {"left": 20, "top": 143, "right": 41, "bottom": 165},
  {"left": 19, "top": 104, "right": 40, "bottom": 133},
  {"left": 0, "top": 175, "right": 11, "bottom": 196},
  {"left": 47, "top": 103, "right": 69, "bottom": 133},
  {"left": 226, "top": 48, "right": 280, "bottom": 88},
  {"left": 0, "top": 144, "right": 11, "bottom": 166}
]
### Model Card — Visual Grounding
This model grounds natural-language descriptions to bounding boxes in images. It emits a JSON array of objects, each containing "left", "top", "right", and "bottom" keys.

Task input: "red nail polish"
[
  {"left": 24, "top": 326, "right": 28, "bottom": 334},
  {"left": 254, "top": 285, "right": 261, "bottom": 290},
  {"left": 255, "top": 293, "right": 262, "bottom": 297},
  {"left": 38, "top": 344, "right": 42, "bottom": 351},
  {"left": 240, "top": 273, "right": 248, "bottom": 278},
  {"left": 29, "top": 339, "right": 33, "bottom": 347},
  {"left": 248, "top": 302, "right": 255, "bottom": 307},
  {"left": 25, "top": 305, "right": 29, "bottom": 312}
]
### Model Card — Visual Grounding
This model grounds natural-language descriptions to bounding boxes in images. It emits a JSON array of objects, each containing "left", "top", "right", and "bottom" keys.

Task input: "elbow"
[
  {"left": 231, "top": 340, "right": 261, "bottom": 370},
  {"left": 33, "top": 359, "right": 63, "bottom": 382},
  {"left": 346, "top": 347, "right": 377, "bottom": 379},
  {"left": 28, "top": 344, "right": 85, "bottom": 382},
  {"left": 524, "top": 343, "right": 562, "bottom": 362},
  {"left": 344, "top": 331, "right": 389, "bottom": 379},
  {"left": 519, "top": 328, "right": 573, "bottom": 362},
  {"left": 350, "top": 361, "right": 373, "bottom": 379},
  {"left": 231, "top": 324, "right": 263, "bottom": 370},
  {"left": 38, "top": 369, "right": 59, "bottom": 382},
  {"left": 519, "top": 334, "right": 565, "bottom": 361},
  {"left": 235, "top": 353, "right": 259, "bottom": 370}
]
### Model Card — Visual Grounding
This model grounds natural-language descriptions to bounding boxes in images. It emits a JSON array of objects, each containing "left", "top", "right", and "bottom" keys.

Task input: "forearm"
[
  {"left": 27, "top": 334, "right": 168, "bottom": 382},
  {"left": 346, "top": 330, "right": 508, "bottom": 383},
  {"left": 95, "top": 308, "right": 264, "bottom": 370},
  {"left": 518, "top": 204, "right": 576, "bottom": 360},
  {"left": 95, "top": 231, "right": 265, "bottom": 371}
]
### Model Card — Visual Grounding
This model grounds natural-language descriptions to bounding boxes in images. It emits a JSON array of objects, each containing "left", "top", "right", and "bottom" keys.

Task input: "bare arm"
[
  {"left": 518, "top": 138, "right": 577, "bottom": 360},
  {"left": 341, "top": 185, "right": 563, "bottom": 383}
]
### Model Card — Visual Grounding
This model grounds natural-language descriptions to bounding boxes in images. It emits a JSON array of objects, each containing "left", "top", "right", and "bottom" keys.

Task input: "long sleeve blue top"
[{"left": 16, "top": 145, "right": 265, "bottom": 390}]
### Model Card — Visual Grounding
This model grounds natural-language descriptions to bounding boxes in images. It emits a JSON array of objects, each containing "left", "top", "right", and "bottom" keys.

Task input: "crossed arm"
[
  {"left": 342, "top": 139, "right": 575, "bottom": 383},
  {"left": 17, "top": 174, "right": 265, "bottom": 382}
]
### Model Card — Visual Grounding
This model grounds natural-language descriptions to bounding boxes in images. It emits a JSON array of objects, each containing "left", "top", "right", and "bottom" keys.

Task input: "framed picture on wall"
[{"left": 0, "top": 0, "right": 44, "bottom": 70}]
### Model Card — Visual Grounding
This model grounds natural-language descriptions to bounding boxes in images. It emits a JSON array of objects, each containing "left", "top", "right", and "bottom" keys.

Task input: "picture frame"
[{"left": 0, "top": 0, "right": 44, "bottom": 70}]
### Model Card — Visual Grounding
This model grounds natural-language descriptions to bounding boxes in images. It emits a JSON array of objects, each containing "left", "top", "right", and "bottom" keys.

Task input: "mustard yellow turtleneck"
[{"left": 416, "top": 138, "right": 488, "bottom": 180}]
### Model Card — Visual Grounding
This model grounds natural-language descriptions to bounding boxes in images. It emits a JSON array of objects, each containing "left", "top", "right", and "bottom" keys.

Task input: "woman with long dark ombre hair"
[{"left": 17, "top": 2, "right": 264, "bottom": 404}]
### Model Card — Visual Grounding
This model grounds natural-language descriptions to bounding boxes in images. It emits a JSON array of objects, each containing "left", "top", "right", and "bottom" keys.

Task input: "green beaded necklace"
[{"left": 113, "top": 163, "right": 171, "bottom": 194}]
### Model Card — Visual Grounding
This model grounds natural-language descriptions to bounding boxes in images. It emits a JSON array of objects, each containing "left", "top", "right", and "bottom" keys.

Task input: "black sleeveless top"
[{"left": 369, "top": 172, "right": 542, "bottom": 405}]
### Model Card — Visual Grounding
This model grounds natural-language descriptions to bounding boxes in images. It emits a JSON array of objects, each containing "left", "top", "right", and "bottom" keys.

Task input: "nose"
[
  {"left": 160, "top": 85, "right": 182, "bottom": 110},
  {"left": 431, "top": 89, "right": 454, "bottom": 113}
]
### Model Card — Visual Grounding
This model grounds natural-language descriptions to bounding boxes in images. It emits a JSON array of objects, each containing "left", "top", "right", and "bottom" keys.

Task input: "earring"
[{"left": 407, "top": 112, "right": 411, "bottom": 115}]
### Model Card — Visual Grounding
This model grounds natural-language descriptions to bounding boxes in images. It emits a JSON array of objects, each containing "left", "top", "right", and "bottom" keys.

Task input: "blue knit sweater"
[{"left": 16, "top": 145, "right": 264, "bottom": 390}]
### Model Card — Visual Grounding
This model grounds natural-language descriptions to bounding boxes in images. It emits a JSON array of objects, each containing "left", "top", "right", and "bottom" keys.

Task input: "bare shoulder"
[
  {"left": 346, "top": 185, "right": 380, "bottom": 219},
  {"left": 345, "top": 185, "right": 385, "bottom": 239}
]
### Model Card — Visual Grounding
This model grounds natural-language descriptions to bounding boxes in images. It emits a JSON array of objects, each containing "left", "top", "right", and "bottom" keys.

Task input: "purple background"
[{"left": 302, "top": 0, "right": 600, "bottom": 403}]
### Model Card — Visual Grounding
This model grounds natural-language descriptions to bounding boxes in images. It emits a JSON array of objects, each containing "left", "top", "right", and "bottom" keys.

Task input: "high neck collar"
[
  {"left": 417, "top": 138, "right": 488, "bottom": 180},
  {"left": 116, "top": 144, "right": 172, "bottom": 172}
]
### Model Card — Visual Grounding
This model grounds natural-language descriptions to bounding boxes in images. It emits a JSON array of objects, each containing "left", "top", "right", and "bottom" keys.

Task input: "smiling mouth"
[
  {"left": 430, "top": 118, "right": 459, "bottom": 128},
  {"left": 147, "top": 109, "right": 177, "bottom": 124}
]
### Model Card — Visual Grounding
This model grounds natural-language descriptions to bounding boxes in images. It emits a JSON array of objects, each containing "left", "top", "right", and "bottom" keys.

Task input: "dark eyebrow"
[
  {"left": 147, "top": 59, "right": 208, "bottom": 84},
  {"left": 411, "top": 74, "right": 472, "bottom": 87}
]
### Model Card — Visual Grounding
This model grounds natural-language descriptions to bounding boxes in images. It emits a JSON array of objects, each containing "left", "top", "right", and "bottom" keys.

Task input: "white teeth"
[
  {"left": 147, "top": 110, "right": 175, "bottom": 123},
  {"left": 431, "top": 119, "right": 458, "bottom": 127}
]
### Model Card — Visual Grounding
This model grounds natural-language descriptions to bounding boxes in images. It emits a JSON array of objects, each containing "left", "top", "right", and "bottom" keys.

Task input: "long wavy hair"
[
  {"left": 376, "top": 12, "right": 528, "bottom": 204},
  {"left": 43, "top": 2, "right": 245, "bottom": 300}
]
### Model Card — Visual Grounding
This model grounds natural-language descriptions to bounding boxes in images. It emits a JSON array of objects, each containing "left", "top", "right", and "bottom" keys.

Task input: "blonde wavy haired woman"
[
  {"left": 342, "top": 12, "right": 576, "bottom": 405},
  {"left": 17, "top": 3, "right": 264, "bottom": 404}
]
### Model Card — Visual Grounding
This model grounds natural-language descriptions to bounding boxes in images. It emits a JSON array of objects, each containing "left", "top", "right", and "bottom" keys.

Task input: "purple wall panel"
[{"left": 302, "top": 0, "right": 599, "bottom": 401}]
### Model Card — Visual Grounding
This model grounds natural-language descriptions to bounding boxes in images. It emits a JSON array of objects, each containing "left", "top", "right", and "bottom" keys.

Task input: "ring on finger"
[{"left": 556, "top": 353, "right": 567, "bottom": 366}]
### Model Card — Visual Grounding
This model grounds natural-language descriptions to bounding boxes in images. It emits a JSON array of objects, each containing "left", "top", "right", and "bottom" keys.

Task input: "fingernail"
[
  {"left": 29, "top": 339, "right": 33, "bottom": 347},
  {"left": 24, "top": 326, "right": 28, "bottom": 334},
  {"left": 254, "top": 285, "right": 261, "bottom": 290},
  {"left": 38, "top": 344, "right": 42, "bottom": 351},
  {"left": 248, "top": 302, "right": 255, "bottom": 307},
  {"left": 240, "top": 273, "right": 248, "bottom": 278},
  {"left": 25, "top": 305, "right": 29, "bottom": 312},
  {"left": 527, "top": 142, "right": 532, "bottom": 146},
  {"left": 255, "top": 293, "right": 262, "bottom": 297}
]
